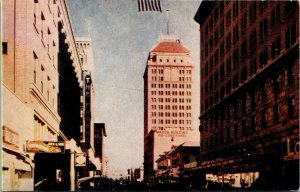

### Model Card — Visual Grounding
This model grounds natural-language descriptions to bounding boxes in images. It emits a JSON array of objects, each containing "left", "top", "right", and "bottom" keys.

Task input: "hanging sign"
[{"left": 25, "top": 141, "right": 65, "bottom": 153}]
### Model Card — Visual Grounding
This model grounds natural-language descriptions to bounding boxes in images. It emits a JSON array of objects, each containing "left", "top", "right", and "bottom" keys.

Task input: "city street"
[{"left": 2, "top": 0, "right": 299, "bottom": 191}]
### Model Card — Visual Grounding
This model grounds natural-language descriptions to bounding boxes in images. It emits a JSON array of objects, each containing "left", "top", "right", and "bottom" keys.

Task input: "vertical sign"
[{"left": 85, "top": 74, "right": 91, "bottom": 146}]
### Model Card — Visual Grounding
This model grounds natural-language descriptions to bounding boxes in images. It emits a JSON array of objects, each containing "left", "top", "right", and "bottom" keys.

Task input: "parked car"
[{"left": 77, "top": 176, "right": 113, "bottom": 191}]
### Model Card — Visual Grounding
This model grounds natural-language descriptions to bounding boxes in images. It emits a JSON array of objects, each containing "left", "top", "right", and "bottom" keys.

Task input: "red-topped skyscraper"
[{"left": 143, "top": 34, "right": 199, "bottom": 181}]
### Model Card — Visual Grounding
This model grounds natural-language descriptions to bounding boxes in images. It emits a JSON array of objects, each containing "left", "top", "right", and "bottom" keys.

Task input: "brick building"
[
  {"left": 143, "top": 34, "right": 199, "bottom": 181},
  {"left": 194, "top": 1, "right": 299, "bottom": 190},
  {"left": 2, "top": 0, "right": 87, "bottom": 190}
]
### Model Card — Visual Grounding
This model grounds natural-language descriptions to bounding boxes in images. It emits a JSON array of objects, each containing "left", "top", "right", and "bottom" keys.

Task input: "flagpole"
[{"left": 166, "top": 9, "right": 169, "bottom": 35}]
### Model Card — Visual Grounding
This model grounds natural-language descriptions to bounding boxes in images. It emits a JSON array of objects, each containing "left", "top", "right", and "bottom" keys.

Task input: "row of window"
[
  {"left": 202, "top": 27, "right": 296, "bottom": 99},
  {"left": 202, "top": 83, "right": 295, "bottom": 132},
  {"left": 153, "top": 126, "right": 192, "bottom": 131},
  {"left": 152, "top": 119, "right": 192, "bottom": 125},
  {"left": 151, "top": 69, "right": 192, "bottom": 74},
  {"left": 155, "top": 58, "right": 185, "bottom": 63},
  {"left": 151, "top": 98, "right": 192, "bottom": 103},
  {"left": 202, "top": 3, "right": 295, "bottom": 66},
  {"left": 151, "top": 91, "right": 192, "bottom": 96},
  {"left": 201, "top": 96, "right": 295, "bottom": 149},
  {"left": 151, "top": 112, "right": 192, "bottom": 117},
  {"left": 34, "top": 0, "right": 58, "bottom": 65},
  {"left": 203, "top": 20, "right": 296, "bottom": 80},
  {"left": 202, "top": 63, "right": 295, "bottom": 111},
  {"left": 203, "top": 1, "right": 295, "bottom": 45},
  {"left": 33, "top": 52, "right": 57, "bottom": 108},
  {"left": 151, "top": 83, "right": 192, "bottom": 89},
  {"left": 34, "top": 116, "right": 56, "bottom": 141},
  {"left": 151, "top": 105, "right": 192, "bottom": 110}
]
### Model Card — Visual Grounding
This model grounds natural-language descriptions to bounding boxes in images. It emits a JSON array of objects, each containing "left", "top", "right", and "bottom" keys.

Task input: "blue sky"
[{"left": 67, "top": 0, "right": 201, "bottom": 177}]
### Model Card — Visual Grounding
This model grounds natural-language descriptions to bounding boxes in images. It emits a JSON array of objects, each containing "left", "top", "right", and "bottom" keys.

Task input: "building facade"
[
  {"left": 194, "top": 1, "right": 299, "bottom": 190},
  {"left": 75, "top": 37, "right": 100, "bottom": 177},
  {"left": 94, "top": 123, "right": 107, "bottom": 175},
  {"left": 156, "top": 141, "right": 199, "bottom": 185},
  {"left": 2, "top": 0, "right": 85, "bottom": 191},
  {"left": 143, "top": 34, "right": 199, "bottom": 181}
]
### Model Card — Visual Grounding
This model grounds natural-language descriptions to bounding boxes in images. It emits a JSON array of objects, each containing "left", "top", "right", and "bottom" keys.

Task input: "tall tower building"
[{"left": 143, "top": 34, "right": 198, "bottom": 180}]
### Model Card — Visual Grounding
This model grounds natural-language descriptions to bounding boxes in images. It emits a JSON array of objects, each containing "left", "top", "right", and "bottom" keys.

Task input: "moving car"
[{"left": 77, "top": 176, "right": 113, "bottom": 190}]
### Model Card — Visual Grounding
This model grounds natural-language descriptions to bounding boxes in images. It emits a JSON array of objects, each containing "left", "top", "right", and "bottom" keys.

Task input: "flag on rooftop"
[{"left": 138, "top": 0, "right": 162, "bottom": 12}]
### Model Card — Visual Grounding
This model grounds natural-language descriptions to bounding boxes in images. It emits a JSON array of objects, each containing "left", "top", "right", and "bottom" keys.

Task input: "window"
[
  {"left": 241, "top": 14, "right": 247, "bottom": 35},
  {"left": 249, "top": 2, "right": 257, "bottom": 23},
  {"left": 242, "top": 120, "right": 246, "bottom": 136},
  {"left": 214, "top": 49, "right": 219, "bottom": 65},
  {"left": 214, "top": 8, "right": 219, "bottom": 22},
  {"left": 285, "top": 23, "right": 296, "bottom": 49},
  {"left": 284, "top": 1, "right": 296, "bottom": 16},
  {"left": 234, "top": 124, "right": 238, "bottom": 137},
  {"left": 220, "top": 1, "right": 224, "bottom": 15},
  {"left": 233, "top": 1, "right": 238, "bottom": 17},
  {"left": 250, "top": 58, "right": 257, "bottom": 76},
  {"left": 241, "top": 40, "right": 247, "bottom": 59},
  {"left": 226, "top": 80, "right": 231, "bottom": 95},
  {"left": 233, "top": 103, "right": 237, "bottom": 120},
  {"left": 227, "top": 127, "right": 231, "bottom": 142},
  {"left": 33, "top": 52, "right": 38, "bottom": 84},
  {"left": 220, "top": 86, "right": 225, "bottom": 99},
  {"left": 251, "top": 115, "right": 256, "bottom": 132},
  {"left": 287, "top": 66, "right": 294, "bottom": 85},
  {"left": 41, "top": 12, "right": 45, "bottom": 40},
  {"left": 271, "top": 4, "right": 281, "bottom": 28},
  {"left": 220, "top": 64, "right": 224, "bottom": 81},
  {"left": 226, "top": 9, "right": 231, "bottom": 26},
  {"left": 250, "top": 29, "right": 257, "bottom": 54},
  {"left": 2, "top": 42, "right": 7, "bottom": 54},
  {"left": 41, "top": 65, "right": 44, "bottom": 93},
  {"left": 226, "top": 32, "right": 232, "bottom": 51},
  {"left": 259, "top": 1, "right": 268, "bottom": 13},
  {"left": 226, "top": 56, "right": 231, "bottom": 73},
  {"left": 214, "top": 70, "right": 219, "bottom": 85},
  {"left": 259, "top": 18, "right": 268, "bottom": 41},
  {"left": 271, "top": 37, "right": 281, "bottom": 59},
  {"left": 220, "top": 21, "right": 224, "bottom": 36},
  {"left": 261, "top": 83, "right": 267, "bottom": 102},
  {"left": 259, "top": 48, "right": 268, "bottom": 68},
  {"left": 288, "top": 96, "right": 295, "bottom": 119},
  {"left": 273, "top": 103, "right": 279, "bottom": 123},
  {"left": 233, "top": 24, "right": 239, "bottom": 41},
  {"left": 214, "top": 28, "right": 219, "bottom": 45},
  {"left": 233, "top": 49, "right": 239, "bottom": 66},
  {"left": 241, "top": 66, "right": 247, "bottom": 83},
  {"left": 261, "top": 109, "right": 266, "bottom": 128},
  {"left": 220, "top": 42, "right": 224, "bottom": 58},
  {"left": 251, "top": 91, "right": 256, "bottom": 111}
]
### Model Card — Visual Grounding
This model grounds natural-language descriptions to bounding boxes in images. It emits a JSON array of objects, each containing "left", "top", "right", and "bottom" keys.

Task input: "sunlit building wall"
[
  {"left": 2, "top": 0, "right": 82, "bottom": 190},
  {"left": 144, "top": 34, "right": 199, "bottom": 180}
]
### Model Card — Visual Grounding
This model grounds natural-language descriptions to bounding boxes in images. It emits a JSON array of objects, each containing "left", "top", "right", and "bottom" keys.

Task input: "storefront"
[{"left": 2, "top": 127, "right": 34, "bottom": 191}]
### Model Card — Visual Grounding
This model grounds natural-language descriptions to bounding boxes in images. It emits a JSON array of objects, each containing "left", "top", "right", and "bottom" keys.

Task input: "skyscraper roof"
[{"left": 151, "top": 41, "right": 189, "bottom": 53}]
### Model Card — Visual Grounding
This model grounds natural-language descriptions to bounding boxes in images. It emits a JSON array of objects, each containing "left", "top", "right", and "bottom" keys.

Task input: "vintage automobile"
[{"left": 76, "top": 176, "right": 113, "bottom": 191}]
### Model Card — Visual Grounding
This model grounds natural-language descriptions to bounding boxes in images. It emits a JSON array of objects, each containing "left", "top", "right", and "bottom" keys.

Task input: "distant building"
[
  {"left": 75, "top": 37, "right": 99, "bottom": 177},
  {"left": 143, "top": 34, "right": 199, "bottom": 181},
  {"left": 156, "top": 141, "right": 199, "bottom": 182},
  {"left": 94, "top": 123, "right": 107, "bottom": 175},
  {"left": 194, "top": 1, "right": 299, "bottom": 190}
]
